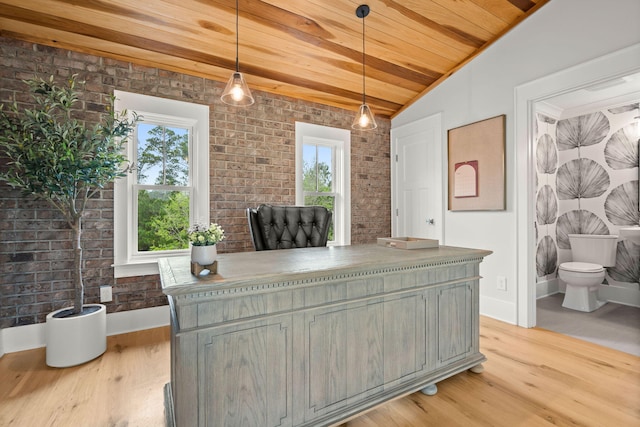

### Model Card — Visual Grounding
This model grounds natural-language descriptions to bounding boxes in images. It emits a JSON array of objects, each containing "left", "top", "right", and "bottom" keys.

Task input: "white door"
[{"left": 391, "top": 114, "right": 442, "bottom": 241}]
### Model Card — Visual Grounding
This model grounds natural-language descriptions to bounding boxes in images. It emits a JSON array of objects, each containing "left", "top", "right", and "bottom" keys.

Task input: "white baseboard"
[
  {"left": 106, "top": 305, "right": 170, "bottom": 336},
  {"left": 536, "top": 278, "right": 559, "bottom": 299},
  {"left": 0, "top": 323, "right": 44, "bottom": 357},
  {"left": 599, "top": 284, "right": 640, "bottom": 308},
  {"left": 480, "top": 295, "right": 517, "bottom": 325},
  {"left": 0, "top": 305, "right": 170, "bottom": 357}
]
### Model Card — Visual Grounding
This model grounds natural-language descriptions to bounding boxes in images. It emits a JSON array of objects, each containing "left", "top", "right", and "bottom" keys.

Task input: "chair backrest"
[{"left": 247, "top": 204, "right": 332, "bottom": 251}]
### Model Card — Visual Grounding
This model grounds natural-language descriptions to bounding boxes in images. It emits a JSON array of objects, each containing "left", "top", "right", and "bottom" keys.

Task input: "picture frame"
[{"left": 447, "top": 114, "right": 506, "bottom": 211}]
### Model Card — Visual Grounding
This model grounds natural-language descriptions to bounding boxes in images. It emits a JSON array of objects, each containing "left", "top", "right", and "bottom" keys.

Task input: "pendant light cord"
[
  {"left": 361, "top": 12, "right": 366, "bottom": 104},
  {"left": 235, "top": 0, "right": 239, "bottom": 72}
]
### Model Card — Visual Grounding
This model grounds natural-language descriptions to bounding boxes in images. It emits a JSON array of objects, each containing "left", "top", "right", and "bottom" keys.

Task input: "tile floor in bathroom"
[{"left": 536, "top": 293, "right": 640, "bottom": 356}]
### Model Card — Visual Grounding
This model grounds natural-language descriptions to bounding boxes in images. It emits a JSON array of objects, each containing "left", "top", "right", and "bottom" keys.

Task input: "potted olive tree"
[{"left": 0, "top": 75, "right": 137, "bottom": 367}]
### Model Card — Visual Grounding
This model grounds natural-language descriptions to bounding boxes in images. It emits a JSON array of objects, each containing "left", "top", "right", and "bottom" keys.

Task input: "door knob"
[{"left": 426, "top": 218, "right": 435, "bottom": 225}]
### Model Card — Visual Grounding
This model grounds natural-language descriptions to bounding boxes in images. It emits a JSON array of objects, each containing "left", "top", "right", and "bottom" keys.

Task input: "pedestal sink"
[{"left": 620, "top": 226, "right": 640, "bottom": 245}]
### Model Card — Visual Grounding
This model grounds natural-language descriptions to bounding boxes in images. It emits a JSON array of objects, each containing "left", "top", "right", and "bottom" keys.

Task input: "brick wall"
[{"left": 0, "top": 36, "right": 391, "bottom": 328}]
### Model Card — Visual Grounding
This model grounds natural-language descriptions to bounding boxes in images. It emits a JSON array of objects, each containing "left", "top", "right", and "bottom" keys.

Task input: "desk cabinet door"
[
  {"left": 301, "top": 300, "right": 385, "bottom": 420},
  {"left": 437, "top": 282, "right": 475, "bottom": 365},
  {"left": 383, "top": 292, "right": 432, "bottom": 387},
  {"left": 198, "top": 317, "right": 293, "bottom": 427},
  {"left": 299, "top": 292, "right": 432, "bottom": 422}
]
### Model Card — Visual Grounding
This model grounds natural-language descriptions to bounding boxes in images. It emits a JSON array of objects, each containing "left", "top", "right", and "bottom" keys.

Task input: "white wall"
[{"left": 392, "top": 0, "right": 640, "bottom": 324}]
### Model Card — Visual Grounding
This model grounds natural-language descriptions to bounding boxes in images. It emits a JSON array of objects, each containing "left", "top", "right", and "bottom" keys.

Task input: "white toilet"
[{"left": 557, "top": 234, "right": 618, "bottom": 312}]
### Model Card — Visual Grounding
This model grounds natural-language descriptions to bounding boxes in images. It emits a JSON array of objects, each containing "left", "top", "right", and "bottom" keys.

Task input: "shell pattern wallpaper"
[{"left": 535, "top": 102, "right": 639, "bottom": 291}]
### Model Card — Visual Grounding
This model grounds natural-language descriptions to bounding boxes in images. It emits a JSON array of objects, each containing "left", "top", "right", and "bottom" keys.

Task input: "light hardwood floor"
[{"left": 1, "top": 317, "right": 638, "bottom": 427}]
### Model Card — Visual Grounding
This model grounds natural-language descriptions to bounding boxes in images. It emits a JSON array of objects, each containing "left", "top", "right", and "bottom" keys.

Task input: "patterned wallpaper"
[{"left": 535, "top": 102, "right": 640, "bottom": 291}]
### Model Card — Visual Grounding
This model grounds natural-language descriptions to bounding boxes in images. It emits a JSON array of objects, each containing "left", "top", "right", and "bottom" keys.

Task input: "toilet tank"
[{"left": 568, "top": 234, "right": 618, "bottom": 267}]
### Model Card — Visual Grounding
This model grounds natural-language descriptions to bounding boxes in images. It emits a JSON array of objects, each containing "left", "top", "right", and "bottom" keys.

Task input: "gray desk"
[{"left": 160, "top": 244, "right": 491, "bottom": 427}]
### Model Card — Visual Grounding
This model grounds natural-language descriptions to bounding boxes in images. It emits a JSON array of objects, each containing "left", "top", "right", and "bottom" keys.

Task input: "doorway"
[
  {"left": 532, "top": 75, "right": 640, "bottom": 356},
  {"left": 515, "top": 43, "right": 640, "bottom": 328}
]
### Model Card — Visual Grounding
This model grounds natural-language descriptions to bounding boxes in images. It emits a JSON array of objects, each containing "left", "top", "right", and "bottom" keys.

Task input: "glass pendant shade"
[
  {"left": 221, "top": 71, "right": 254, "bottom": 106},
  {"left": 220, "top": 0, "right": 253, "bottom": 107},
  {"left": 352, "top": 103, "right": 377, "bottom": 130}
]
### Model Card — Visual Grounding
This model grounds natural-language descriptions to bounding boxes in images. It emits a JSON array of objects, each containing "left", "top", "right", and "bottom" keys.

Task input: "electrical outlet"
[
  {"left": 100, "top": 285, "right": 113, "bottom": 302},
  {"left": 497, "top": 276, "right": 507, "bottom": 291}
]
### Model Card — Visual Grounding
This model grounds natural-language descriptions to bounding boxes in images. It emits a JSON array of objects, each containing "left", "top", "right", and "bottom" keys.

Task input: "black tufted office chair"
[{"left": 247, "top": 204, "right": 332, "bottom": 251}]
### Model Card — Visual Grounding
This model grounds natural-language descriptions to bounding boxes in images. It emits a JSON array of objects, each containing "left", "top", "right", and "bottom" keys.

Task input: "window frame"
[
  {"left": 295, "top": 122, "right": 351, "bottom": 246},
  {"left": 113, "top": 92, "right": 209, "bottom": 277}
]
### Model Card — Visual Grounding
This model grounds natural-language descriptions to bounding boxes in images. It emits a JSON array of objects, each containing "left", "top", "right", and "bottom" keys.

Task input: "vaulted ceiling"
[{"left": 0, "top": 0, "right": 550, "bottom": 118}]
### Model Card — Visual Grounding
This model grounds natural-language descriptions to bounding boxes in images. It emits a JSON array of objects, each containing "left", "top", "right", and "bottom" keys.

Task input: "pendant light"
[
  {"left": 221, "top": 0, "right": 254, "bottom": 106},
  {"left": 352, "top": 4, "right": 377, "bottom": 130}
]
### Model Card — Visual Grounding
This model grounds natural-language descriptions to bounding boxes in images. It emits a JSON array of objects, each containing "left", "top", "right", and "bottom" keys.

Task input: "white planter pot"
[
  {"left": 191, "top": 244, "right": 217, "bottom": 265},
  {"left": 46, "top": 303, "right": 107, "bottom": 368}
]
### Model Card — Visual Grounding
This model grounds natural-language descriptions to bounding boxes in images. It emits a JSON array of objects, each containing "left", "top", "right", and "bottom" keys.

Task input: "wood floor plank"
[
  {"left": 0, "top": 317, "right": 638, "bottom": 427},
  {"left": 0, "top": 326, "right": 170, "bottom": 427}
]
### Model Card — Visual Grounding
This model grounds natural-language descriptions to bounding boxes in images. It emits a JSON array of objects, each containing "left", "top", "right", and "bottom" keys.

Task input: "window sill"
[{"left": 113, "top": 261, "right": 160, "bottom": 278}]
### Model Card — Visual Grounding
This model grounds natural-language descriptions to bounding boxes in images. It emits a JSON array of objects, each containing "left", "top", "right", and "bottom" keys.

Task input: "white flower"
[{"left": 188, "top": 222, "right": 225, "bottom": 246}]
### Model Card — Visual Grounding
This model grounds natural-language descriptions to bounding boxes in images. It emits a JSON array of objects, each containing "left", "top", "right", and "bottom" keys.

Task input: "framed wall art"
[{"left": 448, "top": 114, "right": 506, "bottom": 211}]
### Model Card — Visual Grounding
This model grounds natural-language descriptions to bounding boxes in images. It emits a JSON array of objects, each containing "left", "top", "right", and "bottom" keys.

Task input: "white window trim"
[
  {"left": 113, "top": 91, "right": 209, "bottom": 277},
  {"left": 295, "top": 122, "right": 351, "bottom": 246}
]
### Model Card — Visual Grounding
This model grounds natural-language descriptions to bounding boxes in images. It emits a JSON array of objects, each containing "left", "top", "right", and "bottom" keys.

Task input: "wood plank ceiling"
[{"left": 0, "top": 0, "right": 550, "bottom": 118}]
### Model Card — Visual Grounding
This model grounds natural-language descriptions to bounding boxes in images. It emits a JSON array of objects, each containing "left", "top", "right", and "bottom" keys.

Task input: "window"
[
  {"left": 114, "top": 92, "right": 209, "bottom": 277},
  {"left": 295, "top": 122, "right": 350, "bottom": 246}
]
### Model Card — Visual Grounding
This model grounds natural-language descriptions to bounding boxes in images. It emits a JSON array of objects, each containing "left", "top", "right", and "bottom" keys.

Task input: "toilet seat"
[{"left": 559, "top": 261, "right": 604, "bottom": 273}]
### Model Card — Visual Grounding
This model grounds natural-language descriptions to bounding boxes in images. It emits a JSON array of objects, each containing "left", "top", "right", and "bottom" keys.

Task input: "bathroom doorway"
[
  {"left": 532, "top": 76, "right": 640, "bottom": 356},
  {"left": 515, "top": 45, "right": 640, "bottom": 356},
  {"left": 515, "top": 44, "right": 640, "bottom": 330}
]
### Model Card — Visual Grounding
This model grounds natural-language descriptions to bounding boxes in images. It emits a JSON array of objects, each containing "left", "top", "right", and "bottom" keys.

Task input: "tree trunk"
[{"left": 72, "top": 215, "right": 84, "bottom": 314}]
